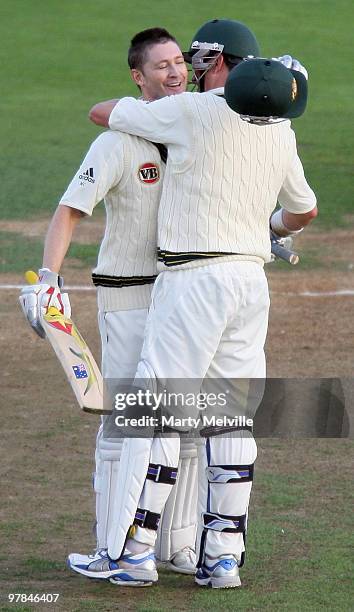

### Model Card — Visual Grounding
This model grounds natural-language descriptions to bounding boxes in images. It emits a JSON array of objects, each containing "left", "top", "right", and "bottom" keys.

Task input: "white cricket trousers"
[
  {"left": 135, "top": 260, "right": 270, "bottom": 562},
  {"left": 96, "top": 308, "right": 197, "bottom": 558}
]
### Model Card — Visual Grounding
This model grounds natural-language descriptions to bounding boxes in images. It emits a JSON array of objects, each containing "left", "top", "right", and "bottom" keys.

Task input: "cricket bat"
[
  {"left": 25, "top": 271, "right": 109, "bottom": 415},
  {"left": 270, "top": 241, "right": 299, "bottom": 265}
]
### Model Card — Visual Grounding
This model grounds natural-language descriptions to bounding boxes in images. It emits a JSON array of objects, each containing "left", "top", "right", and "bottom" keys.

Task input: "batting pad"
[
  {"left": 93, "top": 425, "right": 123, "bottom": 549},
  {"left": 133, "top": 436, "right": 180, "bottom": 547},
  {"left": 107, "top": 436, "right": 153, "bottom": 560},
  {"left": 156, "top": 439, "right": 198, "bottom": 560},
  {"left": 196, "top": 432, "right": 257, "bottom": 565}
]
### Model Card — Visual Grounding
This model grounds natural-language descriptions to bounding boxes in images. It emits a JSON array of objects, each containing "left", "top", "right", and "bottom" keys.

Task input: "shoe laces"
[
  {"left": 180, "top": 546, "right": 194, "bottom": 556},
  {"left": 90, "top": 547, "right": 107, "bottom": 559}
]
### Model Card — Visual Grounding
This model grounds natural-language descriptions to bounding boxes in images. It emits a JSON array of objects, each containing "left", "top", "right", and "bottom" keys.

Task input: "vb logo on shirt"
[{"left": 138, "top": 163, "right": 160, "bottom": 184}]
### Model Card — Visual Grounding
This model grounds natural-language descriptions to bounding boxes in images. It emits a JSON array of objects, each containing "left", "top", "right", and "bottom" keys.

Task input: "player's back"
[
  {"left": 108, "top": 91, "right": 316, "bottom": 267},
  {"left": 158, "top": 91, "right": 298, "bottom": 263}
]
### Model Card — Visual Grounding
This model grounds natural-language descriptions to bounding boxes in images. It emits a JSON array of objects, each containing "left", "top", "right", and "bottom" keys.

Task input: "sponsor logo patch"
[
  {"left": 138, "top": 162, "right": 160, "bottom": 184},
  {"left": 72, "top": 364, "right": 89, "bottom": 379},
  {"left": 79, "top": 167, "right": 95, "bottom": 184},
  {"left": 291, "top": 78, "right": 297, "bottom": 101}
]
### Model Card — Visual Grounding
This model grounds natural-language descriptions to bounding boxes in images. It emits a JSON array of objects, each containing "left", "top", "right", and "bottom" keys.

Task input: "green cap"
[
  {"left": 184, "top": 19, "right": 260, "bottom": 63},
  {"left": 224, "top": 58, "right": 308, "bottom": 119}
]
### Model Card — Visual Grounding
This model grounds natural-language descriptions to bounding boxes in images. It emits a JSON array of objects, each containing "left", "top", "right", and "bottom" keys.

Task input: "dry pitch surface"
[{"left": 1, "top": 225, "right": 353, "bottom": 610}]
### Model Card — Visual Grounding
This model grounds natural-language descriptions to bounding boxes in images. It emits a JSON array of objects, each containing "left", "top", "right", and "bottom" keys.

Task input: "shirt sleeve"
[
  {"left": 108, "top": 95, "right": 190, "bottom": 147},
  {"left": 59, "top": 131, "right": 125, "bottom": 216},
  {"left": 278, "top": 129, "right": 317, "bottom": 213}
]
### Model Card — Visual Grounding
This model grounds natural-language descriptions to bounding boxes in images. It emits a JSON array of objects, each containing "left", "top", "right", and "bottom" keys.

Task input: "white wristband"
[{"left": 270, "top": 209, "right": 304, "bottom": 238}]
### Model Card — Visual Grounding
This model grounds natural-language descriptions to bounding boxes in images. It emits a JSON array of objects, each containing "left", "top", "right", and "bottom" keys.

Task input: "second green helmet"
[{"left": 184, "top": 19, "right": 260, "bottom": 63}]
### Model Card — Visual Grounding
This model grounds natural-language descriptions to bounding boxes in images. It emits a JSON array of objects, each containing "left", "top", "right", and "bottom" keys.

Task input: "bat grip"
[{"left": 271, "top": 242, "right": 299, "bottom": 265}]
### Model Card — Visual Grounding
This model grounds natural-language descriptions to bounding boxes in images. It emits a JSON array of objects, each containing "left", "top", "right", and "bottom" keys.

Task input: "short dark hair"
[
  {"left": 222, "top": 54, "right": 244, "bottom": 71},
  {"left": 128, "top": 28, "right": 178, "bottom": 71}
]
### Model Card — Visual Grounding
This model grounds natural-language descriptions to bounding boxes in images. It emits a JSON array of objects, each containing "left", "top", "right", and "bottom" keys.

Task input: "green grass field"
[
  {"left": 1, "top": 2, "right": 353, "bottom": 610},
  {"left": 1, "top": 433, "right": 353, "bottom": 611},
  {"left": 1, "top": 0, "right": 353, "bottom": 273},
  {"left": 0, "top": 0, "right": 353, "bottom": 226}
]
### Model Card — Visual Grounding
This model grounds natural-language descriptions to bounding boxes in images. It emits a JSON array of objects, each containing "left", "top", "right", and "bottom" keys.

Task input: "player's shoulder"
[
  {"left": 94, "top": 130, "right": 162, "bottom": 168},
  {"left": 275, "top": 118, "right": 294, "bottom": 136},
  {"left": 167, "top": 91, "right": 216, "bottom": 114},
  {"left": 89, "top": 129, "right": 153, "bottom": 155},
  {"left": 92, "top": 129, "right": 126, "bottom": 148},
  {"left": 168, "top": 91, "right": 201, "bottom": 105},
  {"left": 187, "top": 89, "right": 226, "bottom": 106}
]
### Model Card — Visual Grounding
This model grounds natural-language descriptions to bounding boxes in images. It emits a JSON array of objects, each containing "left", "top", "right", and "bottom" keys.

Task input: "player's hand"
[
  {"left": 19, "top": 268, "right": 71, "bottom": 338},
  {"left": 269, "top": 228, "right": 300, "bottom": 265},
  {"left": 275, "top": 54, "right": 308, "bottom": 80},
  {"left": 269, "top": 230, "right": 293, "bottom": 260}
]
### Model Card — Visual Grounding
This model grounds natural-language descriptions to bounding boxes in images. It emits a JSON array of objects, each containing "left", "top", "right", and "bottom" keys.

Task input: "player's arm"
[
  {"left": 91, "top": 95, "right": 189, "bottom": 148},
  {"left": 43, "top": 131, "right": 124, "bottom": 273},
  {"left": 280, "top": 207, "right": 317, "bottom": 231},
  {"left": 109, "top": 96, "right": 186, "bottom": 144},
  {"left": 19, "top": 205, "right": 84, "bottom": 338},
  {"left": 20, "top": 132, "right": 124, "bottom": 337},
  {"left": 43, "top": 205, "right": 85, "bottom": 272},
  {"left": 270, "top": 206, "right": 318, "bottom": 237},
  {"left": 271, "top": 131, "right": 318, "bottom": 237},
  {"left": 89, "top": 99, "right": 119, "bottom": 127}
]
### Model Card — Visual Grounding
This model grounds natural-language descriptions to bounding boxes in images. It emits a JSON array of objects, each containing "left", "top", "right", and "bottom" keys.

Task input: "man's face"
[{"left": 132, "top": 41, "right": 188, "bottom": 101}]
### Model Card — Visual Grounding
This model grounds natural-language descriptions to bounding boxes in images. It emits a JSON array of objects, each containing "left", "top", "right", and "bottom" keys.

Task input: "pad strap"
[
  {"left": 146, "top": 463, "right": 178, "bottom": 485},
  {"left": 134, "top": 508, "right": 161, "bottom": 530},
  {"left": 203, "top": 512, "right": 247, "bottom": 533},
  {"left": 133, "top": 463, "right": 178, "bottom": 530},
  {"left": 206, "top": 464, "right": 254, "bottom": 483}
]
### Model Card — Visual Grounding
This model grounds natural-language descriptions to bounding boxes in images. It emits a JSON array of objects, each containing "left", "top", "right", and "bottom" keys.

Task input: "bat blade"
[{"left": 41, "top": 307, "right": 109, "bottom": 415}]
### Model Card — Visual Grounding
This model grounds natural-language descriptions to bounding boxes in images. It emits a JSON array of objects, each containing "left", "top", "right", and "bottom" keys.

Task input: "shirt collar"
[{"left": 208, "top": 87, "right": 225, "bottom": 96}]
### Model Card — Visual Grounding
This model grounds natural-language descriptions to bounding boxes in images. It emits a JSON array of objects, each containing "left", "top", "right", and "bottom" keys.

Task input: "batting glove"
[
  {"left": 19, "top": 268, "right": 71, "bottom": 338},
  {"left": 269, "top": 230, "right": 294, "bottom": 262},
  {"left": 275, "top": 54, "right": 308, "bottom": 80}
]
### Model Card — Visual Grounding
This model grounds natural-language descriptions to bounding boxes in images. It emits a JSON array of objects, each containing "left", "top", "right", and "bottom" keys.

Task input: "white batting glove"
[
  {"left": 269, "top": 230, "right": 294, "bottom": 262},
  {"left": 19, "top": 268, "right": 71, "bottom": 338},
  {"left": 275, "top": 54, "right": 308, "bottom": 80}
]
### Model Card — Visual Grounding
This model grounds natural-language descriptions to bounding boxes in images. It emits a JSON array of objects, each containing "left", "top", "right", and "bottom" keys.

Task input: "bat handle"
[
  {"left": 271, "top": 242, "right": 299, "bottom": 265},
  {"left": 25, "top": 270, "right": 39, "bottom": 284}
]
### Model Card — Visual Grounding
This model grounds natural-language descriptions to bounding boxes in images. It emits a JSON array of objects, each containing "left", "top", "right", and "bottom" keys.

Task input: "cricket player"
[
  {"left": 89, "top": 19, "right": 318, "bottom": 589},
  {"left": 19, "top": 28, "right": 198, "bottom": 583}
]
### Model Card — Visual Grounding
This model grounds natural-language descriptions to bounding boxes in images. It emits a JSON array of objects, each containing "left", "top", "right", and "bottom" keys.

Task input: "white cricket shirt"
[
  {"left": 60, "top": 131, "right": 163, "bottom": 310},
  {"left": 109, "top": 88, "right": 316, "bottom": 268}
]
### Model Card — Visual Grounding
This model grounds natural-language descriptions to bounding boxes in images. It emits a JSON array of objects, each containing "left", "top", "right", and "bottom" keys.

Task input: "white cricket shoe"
[
  {"left": 167, "top": 547, "right": 196, "bottom": 575},
  {"left": 67, "top": 548, "right": 116, "bottom": 580},
  {"left": 67, "top": 547, "right": 158, "bottom": 587},
  {"left": 195, "top": 554, "right": 241, "bottom": 589}
]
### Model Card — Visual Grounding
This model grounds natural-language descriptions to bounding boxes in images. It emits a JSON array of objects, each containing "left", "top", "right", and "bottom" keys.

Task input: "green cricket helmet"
[
  {"left": 183, "top": 19, "right": 260, "bottom": 91},
  {"left": 184, "top": 19, "right": 260, "bottom": 66},
  {"left": 224, "top": 58, "right": 308, "bottom": 120}
]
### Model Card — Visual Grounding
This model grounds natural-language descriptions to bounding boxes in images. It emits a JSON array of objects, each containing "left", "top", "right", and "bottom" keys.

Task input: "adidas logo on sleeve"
[{"left": 79, "top": 167, "right": 95, "bottom": 184}]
